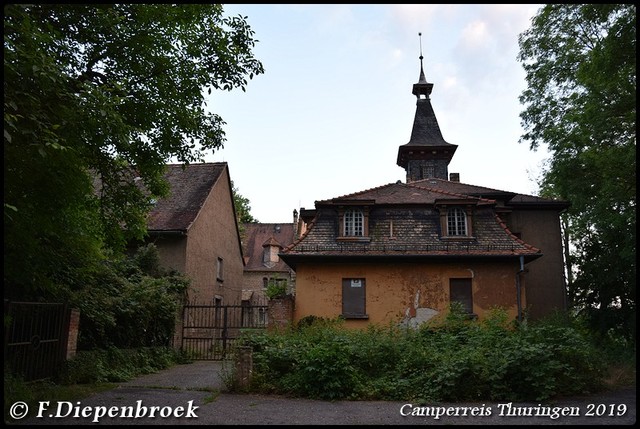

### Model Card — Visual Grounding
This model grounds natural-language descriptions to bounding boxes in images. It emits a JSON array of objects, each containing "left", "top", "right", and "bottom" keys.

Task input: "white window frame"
[
  {"left": 447, "top": 208, "right": 467, "bottom": 236},
  {"left": 344, "top": 209, "right": 364, "bottom": 237}
]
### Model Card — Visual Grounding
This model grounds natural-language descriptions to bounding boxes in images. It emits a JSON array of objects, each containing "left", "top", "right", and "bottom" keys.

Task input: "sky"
[{"left": 205, "top": 4, "right": 548, "bottom": 224}]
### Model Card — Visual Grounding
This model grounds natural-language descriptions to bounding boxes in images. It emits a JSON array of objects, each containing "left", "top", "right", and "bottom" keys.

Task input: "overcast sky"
[{"left": 204, "top": 4, "right": 548, "bottom": 224}]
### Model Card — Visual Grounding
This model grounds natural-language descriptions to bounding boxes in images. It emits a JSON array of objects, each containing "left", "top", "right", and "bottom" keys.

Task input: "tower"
[{"left": 397, "top": 34, "right": 457, "bottom": 182}]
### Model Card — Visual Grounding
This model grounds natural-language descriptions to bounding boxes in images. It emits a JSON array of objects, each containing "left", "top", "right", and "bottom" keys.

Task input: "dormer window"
[
  {"left": 337, "top": 205, "right": 371, "bottom": 242},
  {"left": 344, "top": 209, "right": 364, "bottom": 237},
  {"left": 447, "top": 208, "right": 467, "bottom": 236},
  {"left": 436, "top": 201, "right": 475, "bottom": 239}
]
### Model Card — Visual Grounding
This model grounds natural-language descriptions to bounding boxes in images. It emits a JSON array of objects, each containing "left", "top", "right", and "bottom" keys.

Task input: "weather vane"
[{"left": 418, "top": 32, "right": 423, "bottom": 61}]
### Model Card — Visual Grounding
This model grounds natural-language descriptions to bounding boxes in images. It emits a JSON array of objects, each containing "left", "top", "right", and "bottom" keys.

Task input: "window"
[
  {"left": 258, "top": 308, "right": 267, "bottom": 327},
  {"left": 447, "top": 208, "right": 467, "bottom": 236},
  {"left": 421, "top": 165, "right": 435, "bottom": 179},
  {"left": 241, "top": 300, "right": 252, "bottom": 327},
  {"left": 344, "top": 209, "right": 364, "bottom": 237},
  {"left": 342, "top": 278, "right": 367, "bottom": 318},
  {"left": 214, "top": 296, "right": 222, "bottom": 327},
  {"left": 449, "top": 278, "right": 473, "bottom": 314},
  {"left": 216, "top": 257, "right": 224, "bottom": 282}
]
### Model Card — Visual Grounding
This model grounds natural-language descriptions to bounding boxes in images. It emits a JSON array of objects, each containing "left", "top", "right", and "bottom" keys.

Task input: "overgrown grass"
[
  {"left": 240, "top": 308, "right": 632, "bottom": 402},
  {"left": 4, "top": 346, "right": 189, "bottom": 423}
]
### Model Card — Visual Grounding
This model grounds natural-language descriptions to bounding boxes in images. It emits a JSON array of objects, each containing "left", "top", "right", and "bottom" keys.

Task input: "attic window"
[
  {"left": 338, "top": 206, "right": 371, "bottom": 242},
  {"left": 447, "top": 208, "right": 468, "bottom": 236},
  {"left": 344, "top": 209, "right": 364, "bottom": 237}
]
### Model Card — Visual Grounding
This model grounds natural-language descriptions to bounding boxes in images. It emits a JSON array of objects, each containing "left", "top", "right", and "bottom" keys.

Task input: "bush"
[
  {"left": 71, "top": 244, "right": 189, "bottom": 350},
  {"left": 57, "top": 346, "right": 182, "bottom": 384},
  {"left": 242, "top": 310, "right": 608, "bottom": 402}
]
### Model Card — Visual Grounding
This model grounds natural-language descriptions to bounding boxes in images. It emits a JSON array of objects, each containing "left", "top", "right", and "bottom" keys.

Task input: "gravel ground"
[{"left": 12, "top": 361, "right": 636, "bottom": 425}]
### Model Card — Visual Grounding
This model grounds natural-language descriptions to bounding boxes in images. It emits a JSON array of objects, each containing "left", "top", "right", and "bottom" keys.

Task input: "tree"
[
  {"left": 232, "top": 180, "right": 258, "bottom": 224},
  {"left": 517, "top": 4, "right": 636, "bottom": 341},
  {"left": 4, "top": 5, "right": 264, "bottom": 299}
]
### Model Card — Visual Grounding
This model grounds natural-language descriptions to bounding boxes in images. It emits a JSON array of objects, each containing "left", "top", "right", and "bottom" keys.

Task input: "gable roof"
[
  {"left": 242, "top": 223, "right": 295, "bottom": 272},
  {"left": 147, "top": 163, "right": 227, "bottom": 232}
]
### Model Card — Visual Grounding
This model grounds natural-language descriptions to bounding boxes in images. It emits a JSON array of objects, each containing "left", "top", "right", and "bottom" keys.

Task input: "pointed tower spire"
[
  {"left": 397, "top": 32, "right": 458, "bottom": 183},
  {"left": 413, "top": 32, "right": 433, "bottom": 98}
]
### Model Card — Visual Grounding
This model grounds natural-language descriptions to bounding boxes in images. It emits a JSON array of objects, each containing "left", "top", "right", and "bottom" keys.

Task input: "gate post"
[
  {"left": 65, "top": 308, "right": 80, "bottom": 359},
  {"left": 267, "top": 295, "right": 294, "bottom": 331},
  {"left": 234, "top": 346, "right": 253, "bottom": 391}
]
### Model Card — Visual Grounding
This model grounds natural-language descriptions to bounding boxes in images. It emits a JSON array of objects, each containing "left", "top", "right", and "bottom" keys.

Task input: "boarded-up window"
[
  {"left": 449, "top": 278, "right": 473, "bottom": 314},
  {"left": 342, "top": 278, "right": 366, "bottom": 318}
]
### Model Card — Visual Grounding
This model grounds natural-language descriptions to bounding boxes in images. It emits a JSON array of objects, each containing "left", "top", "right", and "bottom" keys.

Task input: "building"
[
  {"left": 240, "top": 217, "right": 298, "bottom": 305},
  {"left": 144, "top": 162, "right": 244, "bottom": 306},
  {"left": 280, "top": 57, "right": 569, "bottom": 327}
]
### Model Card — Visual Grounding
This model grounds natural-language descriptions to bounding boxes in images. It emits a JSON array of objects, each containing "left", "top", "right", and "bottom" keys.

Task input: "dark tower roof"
[{"left": 397, "top": 44, "right": 457, "bottom": 171}]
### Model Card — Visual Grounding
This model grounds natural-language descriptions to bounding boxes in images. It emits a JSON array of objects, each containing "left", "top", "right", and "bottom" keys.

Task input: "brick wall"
[
  {"left": 66, "top": 308, "right": 80, "bottom": 360},
  {"left": 267, "top": 296, "right": 294, "bottom": 331}
]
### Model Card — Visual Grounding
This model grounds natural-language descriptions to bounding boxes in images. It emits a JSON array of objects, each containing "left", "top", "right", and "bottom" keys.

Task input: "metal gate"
[
  {"left": 181, "top": 301, "right": 268, "bottom": 360},
  {"left": 4, "top": 301, "right": 70, "bottom": 381}
]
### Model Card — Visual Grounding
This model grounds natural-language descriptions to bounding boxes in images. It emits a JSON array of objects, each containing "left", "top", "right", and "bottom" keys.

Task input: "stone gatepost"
[{"left": 234, "top": 346, "right": 253, "bottom": 391}]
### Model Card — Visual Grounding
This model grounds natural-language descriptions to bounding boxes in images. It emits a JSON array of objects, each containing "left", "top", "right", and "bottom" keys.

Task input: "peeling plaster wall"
[{"left": 293, "top": 260, "right": 523, "bottom": 328}]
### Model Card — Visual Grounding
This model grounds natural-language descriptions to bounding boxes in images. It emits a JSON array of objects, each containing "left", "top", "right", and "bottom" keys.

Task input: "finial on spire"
[{"left": 417, "top": 32, "right": 427, "bottom": 85}]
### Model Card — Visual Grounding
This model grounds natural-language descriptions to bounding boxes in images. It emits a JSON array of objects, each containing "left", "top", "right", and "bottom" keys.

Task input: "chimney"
[
  {"left": 293, "top": 209, "right": 299, "bottom": 238},
  {"left": 449, "top": 173, "right": 460, "bottom": 182}
]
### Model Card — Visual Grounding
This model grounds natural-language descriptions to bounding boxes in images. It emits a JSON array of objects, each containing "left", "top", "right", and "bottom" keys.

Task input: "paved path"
[{"left": 15, "top": 361, "right": 637, "bottom": 425}]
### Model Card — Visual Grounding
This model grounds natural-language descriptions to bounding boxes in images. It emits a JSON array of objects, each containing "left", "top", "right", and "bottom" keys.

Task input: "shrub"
[
  {"left": 71, "top": 244, "right": 189, "bottom": 350},
  {"left": 243, "top": 310, "right": 608, "bottom": 402},
  {"left": 57, "top": 347, "right": 182, "bottom": 384}
]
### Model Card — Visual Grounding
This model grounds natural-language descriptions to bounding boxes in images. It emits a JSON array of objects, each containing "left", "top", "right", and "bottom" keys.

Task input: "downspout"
[{"left": 515, "top": 255, "right": 525, "bottom": 322}]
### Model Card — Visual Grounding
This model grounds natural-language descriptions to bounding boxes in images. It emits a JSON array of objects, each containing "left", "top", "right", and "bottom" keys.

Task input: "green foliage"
[
  {"left": 4, "top": 4, "right": 264, "bottom": 299},
  {"left": 232, "top": 180, "right": 257, "bottom": 224},
  {"left": 265, "top": 278, "right": 288, "bottom": 299},
  {"left": 58, "top": 347, "right": 181, "bottom": 384},
  {"left": 70, "top": 244, "right": 189, "bottom": 350},
  {"left": 4, "top": 347, "right": 180, "bottom": 422},
  {"left": 239, "top": 312, "right": 608, "bottom": 402},
  {"left": 517, "top": 4, "right": 636, "bottom": 342}
]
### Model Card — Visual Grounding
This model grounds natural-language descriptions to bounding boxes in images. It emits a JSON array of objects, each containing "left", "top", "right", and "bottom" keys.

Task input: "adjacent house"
[
  {"left": 240, "top": 216, "right": 298, "bottom": 306},
  {"left": 143, "top": 162, "right": 244, "bottom": 306},
  {"left": 280, "top": 59, "right": 569, "bottom": 327}
]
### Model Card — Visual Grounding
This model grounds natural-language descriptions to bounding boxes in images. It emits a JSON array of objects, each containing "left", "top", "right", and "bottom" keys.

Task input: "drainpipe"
[{"left": 515, "top": 256, "right": 525, "bottom": 322}]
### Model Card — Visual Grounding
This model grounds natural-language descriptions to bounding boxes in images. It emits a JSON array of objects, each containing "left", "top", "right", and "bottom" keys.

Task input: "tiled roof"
[
  {"left": 402, "top": 99, "right": 456, "bottom": 148},
  {"left": 146, "top": 163, "right": 226, "bottom": 231},
  {"left": 316, "top": 181, "right": 496, "bottom": 206},
  {"left": 410, "top": 178, "right": 570, "bottom": 208},
  {"left": 282, "top": 181, "right": 542, "bottom": 262},
  {"left": 242, "top": 223, "right": 295, "bottom": 272}
]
